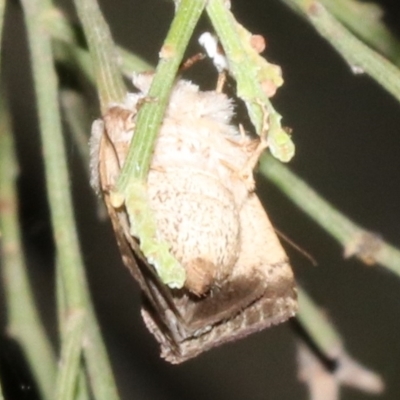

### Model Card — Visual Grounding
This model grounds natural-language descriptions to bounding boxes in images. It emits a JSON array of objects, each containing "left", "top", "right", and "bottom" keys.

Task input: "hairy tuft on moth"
[{"left": 90, "top": 72, "right": 297, "bottom": 363}]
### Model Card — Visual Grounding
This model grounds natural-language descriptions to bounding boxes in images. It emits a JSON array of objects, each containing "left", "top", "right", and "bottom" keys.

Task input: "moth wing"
[
  {"left": 149, "top": 192, "right": 297, "bottom": 363},
  {"left": 97, "top": 125, "right": 184, "bottom": 349}
]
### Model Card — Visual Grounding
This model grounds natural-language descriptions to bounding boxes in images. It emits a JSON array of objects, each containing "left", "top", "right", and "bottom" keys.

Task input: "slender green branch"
[
  {"left": 319, "top": 0, "right": 400, "bottom": 64},
  {"left": 281, "top": 0, "right": 400, "bottom": 103},
  {"left": 119, "top": 47, "right": 153, "bottom": 76},
  {"left": 60, "top": 90, "right": 92, "bottom": 178},
  {"left": 21, "top": 0, "right": 120, "bottom": 398},
  {"left": 117, "top": 0, "right": 207, "bottom": 188},
  {"left": 60, "top": 89, "right": 107, "bottom": 220},
  {"left": 44, "top": 6, "right": 151, "bottom": 80},
  {"left": 297, "top": 286, "right": 384, "bottom": 394},
  {"left": 56, "top": 258, "right": 91, "bottom": 400},
  {"left": 0, "top": 0, "right": 5, "bottom": 53},
  {"left": 297, "top": 287, "right": 341, "bottom": 355},
  {"left": 111, "top": 0, "right": 207, "bottom": 289},
  {"left": 0, "top": 381, "right": 3, "bottom": 400},
  {"left": 260, "top": 155, "right": 400, "bottom": 277},
  {"left": 21, "top": 0, "right": 87, "bottom": 396},
  {"left": 55, "top": 310, "right": 85, "bottom": 400},
  {"left": 206, "top": 0, "right": 294, "bottom": 162},
  {"left": 83, "top": 312, "right": 122, "bottom": 400},
  {"left": 75, "top": 373, "right": 91, "bottom": 400},
  {"left": 21, "top": 0, "right": 86, "bottom": 328},
  {"left": 73, "top": 0, "right": 125, "bottom": 110},
  {"left": 0, "top": 93, "right": 56, "bottom": 400}
]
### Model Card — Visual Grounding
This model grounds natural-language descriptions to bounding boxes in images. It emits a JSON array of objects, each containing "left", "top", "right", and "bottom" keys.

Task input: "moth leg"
[
  {"left": 241, "top": 136, "right": 268, "bottom": 178},
  {"left": 220, "top": 126, "right": 267, "bottom": 190},
  {"left": 216, "top": 70, "right": 227, "bottom": 93},
  {"left": 180, "top": 52, "right": 206, "bottom": 72},
  {"left": 219, "top": 155, "right": 256, "bottom": 191}
]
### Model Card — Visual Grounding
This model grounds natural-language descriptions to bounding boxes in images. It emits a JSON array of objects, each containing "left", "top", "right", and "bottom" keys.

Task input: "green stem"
[
  {"left": 0, "top": 94, "right": 56, "bottom": 400},
  {"left": 21, "top": 0, "right": 86, "bottom": 396},
  {"left": 207, "top": 0, "right": 268, "bottom": 131},
  {"left": 21, "top": 0, "right": 120, "bottom": 398},
  {"left": 297, "top": 286, "right": 341, "bottom": 356},
  {"left": 117, "top": 0, "right": 207, "bottom": 189},
  {"left": 319, "top": 0, "right": 400, "bottom": 64},
  {"left": 73, "top": 0, "right": 125, "bottom": 110},
  {"left": 60, "top": 90, "right": 92, "bottom": 179},
  {"left": 21, "top": 0, "right": 86, "bottom": 328},
  {"left": 281, "top": 0, "right": 400, "bottom": 103},
  {"left": 0, "top": 0, "right": 5, "bottom": 64},
  {"left": 260, "top": 155, "right": 400, "bottom": 277},
  {"left": 44, "top": 6, "right": 152, "bottom": 80},
  {"left": 55, "top": 310, "right": 85, "bottom": 400},
  {"left": 83, "top": 312, "right": 121, "bottom": 400},
  {"left": 206, "top": 0, "right": 294, "bottom": 162}
]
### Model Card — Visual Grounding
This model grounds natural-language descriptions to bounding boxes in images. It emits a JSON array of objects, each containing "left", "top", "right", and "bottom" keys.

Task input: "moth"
[{"left": 90, "top": 73, "right": 297, "bottom": 363}]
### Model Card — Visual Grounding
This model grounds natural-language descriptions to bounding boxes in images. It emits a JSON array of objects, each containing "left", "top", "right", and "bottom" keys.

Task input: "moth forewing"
[
  {"left": 91, "top": 74, "right": 297, "bottom": 363},
  {"left": 141, "top": 192, "right": 297, "bottom": 363}
]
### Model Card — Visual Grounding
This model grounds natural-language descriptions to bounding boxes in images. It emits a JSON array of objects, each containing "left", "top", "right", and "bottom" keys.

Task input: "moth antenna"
[{"left": 274, "top": 228, "right": 317, "bottom": 266}]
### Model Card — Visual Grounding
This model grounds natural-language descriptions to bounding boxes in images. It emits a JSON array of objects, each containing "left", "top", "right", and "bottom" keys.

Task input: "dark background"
[{"left": 2, "top": 0, "right": 400, "bottom": 399}]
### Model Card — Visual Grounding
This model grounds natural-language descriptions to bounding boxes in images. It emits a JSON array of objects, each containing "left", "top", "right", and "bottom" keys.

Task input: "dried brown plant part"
[
  {"left": 344, "top": 231, "right": 384, "bottom": 265},
  {"left": 298, "top": 342, "right": 384, "bottom": 399},
  {"left": 90, "top": 74, "right": 297, "bottom": 362}
]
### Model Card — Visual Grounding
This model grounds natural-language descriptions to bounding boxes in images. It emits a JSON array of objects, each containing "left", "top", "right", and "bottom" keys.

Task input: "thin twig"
[
  {"left": 73, "top": 0, "right": 125, "bottom": 110},
  {"left": 21, "top": 0, "right": 120, "bottom": 398},
  {"left": 297, "top": 287, "right": 341, "bottom": 355},
  {"left": 0, "top": 0, "right": 5, "bottom": 60},
  {"left": 259, "top": 155, "right": 400, "bottom": 277},
  {"left": 0, "top": 93, "right": 57, "bottom": 400},
  {"left": 43, "top": 6, "right": 152, "bottom": 80},
  {"left": 60, "top": 90, "right": 107, "bottom": 220},
  {"left": 60, "top": 90, "right": 93, "bottom": 179},
  {"left": 319, "top": 0, "right": 400, "bottom": 64},
  {"left": 20, "top": 0, "right": 87, "bottom": 308},
  {"left": 297, "top": 288, "right": 384, "bottom": 397},
  {"left": 55, "top": 310, "right": 85, "bottom": 400},
  {"left": 96, "top": 0, "right": 208, "bottom": 289},
  {"left": 21, "top": 0, "right": 87, "bottom": 396},
  {"left": 117, "top": 0, "right": 207, "bottom": 187},
  {"left": 280, "top": 0, "right": 400, "bottom": 103},
  {"left": 206, "top": 0, "right": 294, "bottom": 162}
]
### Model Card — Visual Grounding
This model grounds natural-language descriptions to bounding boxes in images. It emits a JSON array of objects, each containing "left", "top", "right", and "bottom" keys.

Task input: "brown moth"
[{"left": 90, "top": 73, "right": 297, "bottom": 363}]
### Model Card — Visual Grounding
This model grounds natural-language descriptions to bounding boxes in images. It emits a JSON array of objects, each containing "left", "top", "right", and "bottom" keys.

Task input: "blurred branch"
[
  {"left": 0, "top": 93, "right": 57, "bottom": 400},
  {"left": 280, "top": 0, "right": 400, "bottom": 103},
  {"left": 73, "top": 0, "right": 125, "bottom": 110},
  {"left": 21, "top": 0, "right": 120, "bottom": 398},
  {"left": 21, "top": 0, "right": 87, "bottom": 396},
  {"left": 60, "top": 90, "right": 92, "bottom": 177},
  {"left": 319, "top": 0, "right": 400, "bottom": 64},
  {"left": 43, "top": 6, "right": 152, "bottom": 81},
  {"left": 260, "top": 155, "right": 400, "bottom": 277},
  {"left": 55, "top": 310, "right": 85, "bottom": 400},
  {"left": 0, "top": 0, "right": 5, "bottom": 63},
  {"left": 297, "top": 287, "right": 340, "bottom": 355},
  {"left": 60, "top": 90, "right": 107, "bottom": 219},
  {"left": 297, "top": 288, "right": 384, "bottom": 398}
]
